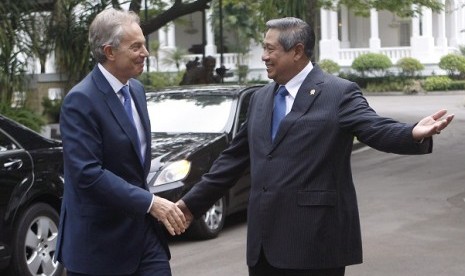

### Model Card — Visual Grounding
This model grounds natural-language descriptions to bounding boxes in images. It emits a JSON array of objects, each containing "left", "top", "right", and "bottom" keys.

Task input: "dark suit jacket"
[
  {"left": 182, "top": 64, "right": 432, "bottom": 270},
  {"left": 56, "top": 66, "right": 167, "bottom": 274}
]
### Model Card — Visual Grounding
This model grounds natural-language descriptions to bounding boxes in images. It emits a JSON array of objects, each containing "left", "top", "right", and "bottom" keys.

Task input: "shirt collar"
[
  {"left": 98, "top": 63, "right": 129, "bottom": 94},
  {"left": 282, "top": 61, "right": 313, "bottom": 99}
]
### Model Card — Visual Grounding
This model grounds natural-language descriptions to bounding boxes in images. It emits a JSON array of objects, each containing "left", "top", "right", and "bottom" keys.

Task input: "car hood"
[{"left": 150, "top": 132, "right": 226, "bottom": 163}]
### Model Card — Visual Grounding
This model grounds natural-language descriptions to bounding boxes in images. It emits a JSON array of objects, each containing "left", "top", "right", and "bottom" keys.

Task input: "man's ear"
[
  {"left": 103, "top": 45, "right": 116, "bottom": 61},
  {"left": 293, "top": 43, "right": 305, "bottom": 61}
]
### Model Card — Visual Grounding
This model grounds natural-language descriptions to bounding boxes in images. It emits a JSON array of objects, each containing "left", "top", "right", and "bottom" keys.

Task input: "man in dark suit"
[
  {"left": 56, "top": 8, "right": 187, "bottom": 276},
  {"left": 177, "top": 17, "right": 453, "bottom": 276}
]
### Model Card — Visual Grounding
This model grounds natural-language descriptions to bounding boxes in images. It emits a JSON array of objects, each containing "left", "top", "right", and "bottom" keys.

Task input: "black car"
[
  {"left": 0, "top": 115, "right": 64, "bottom": 276},
  {"left": 146, "top": 84, "right": 263, "bottom": 239}
]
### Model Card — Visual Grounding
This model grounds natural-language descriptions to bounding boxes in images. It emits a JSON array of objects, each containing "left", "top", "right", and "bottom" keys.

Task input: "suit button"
[
  {"left": 267, "top": 155, "right": 272, "bottom": 160},
  {"left": 262, "top": 186, "right": 267, "bottom": 192}
]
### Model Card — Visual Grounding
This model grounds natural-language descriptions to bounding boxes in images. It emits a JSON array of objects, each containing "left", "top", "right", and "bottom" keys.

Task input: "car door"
[
  {"left": 0, "top": 130, "right": 33, "bottom": 220},
  {"left": 227, "top": 88, "right": 255, "bottom": 214}
]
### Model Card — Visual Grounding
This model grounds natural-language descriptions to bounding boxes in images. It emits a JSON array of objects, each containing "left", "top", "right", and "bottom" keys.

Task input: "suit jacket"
[
  {"left": 56, "top": 66, "right": 167, "bottom": 274},
  {"left": 182, "top": 64, "right": 432, "bottom": 269}
]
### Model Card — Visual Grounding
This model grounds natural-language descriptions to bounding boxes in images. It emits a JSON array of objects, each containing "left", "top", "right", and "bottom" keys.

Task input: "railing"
[{"left": 338, "top": 47, "right": 412, "bottom": 66}]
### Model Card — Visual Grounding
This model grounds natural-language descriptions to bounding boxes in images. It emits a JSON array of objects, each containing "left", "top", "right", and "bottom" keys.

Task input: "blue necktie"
[
  {"left": 120, "top": 85, "right": 137, "bottom": 128},
  {"left": 120, "top": 85, "right": 143, "bottom": 162},
  {"left": 271, "top": 86, "right": 288, "bottom": 141}
]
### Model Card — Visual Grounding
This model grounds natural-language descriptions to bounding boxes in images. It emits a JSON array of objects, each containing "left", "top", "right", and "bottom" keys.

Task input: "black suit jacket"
[{"left": 182, "top": 65, "right": 432, "bottom": 269}]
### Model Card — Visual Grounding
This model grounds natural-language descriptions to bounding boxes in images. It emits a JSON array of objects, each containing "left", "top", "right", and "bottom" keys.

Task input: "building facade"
[{"left": 154, "top": 1, "right": 465, "bottom": 81}]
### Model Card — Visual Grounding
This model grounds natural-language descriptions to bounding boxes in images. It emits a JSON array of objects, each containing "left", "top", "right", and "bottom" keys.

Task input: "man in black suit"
[{"left": 177, "top": 17, "right": 453, "bottom": 276}]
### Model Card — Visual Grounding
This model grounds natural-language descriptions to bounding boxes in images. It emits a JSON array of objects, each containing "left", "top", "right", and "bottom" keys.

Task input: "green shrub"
[
  {"left": 319, "top": 59, "right": 340, "bottom": 74},
  {"left": 397, "top": 57, "right": 424, "bottom": 77},
  {"left": 364, "top": 80, "right": 405, "bottom": 92},
  {"left": 42, "top": 97, "right": 62, "bottom": 123},
  {"left": 439, "top": 54, "right": 465, "bottom": 79},
  {"left": 0, "top": 103, "right": 45, "bottom": 132},
  {"left": 423, "top": 76, "right": 452, "bottom": 91},
  {"left": 351, "top": 53, "right": 392, "bottom": 77},
  {"left": 403, "top": 79, "right": 424, "bottom": 94},
  {"left": 139, "top": 71, "right": 185, "bottom": 90},
  {"left": 447, "top": 80, "right": 465, "bottom": 90}
]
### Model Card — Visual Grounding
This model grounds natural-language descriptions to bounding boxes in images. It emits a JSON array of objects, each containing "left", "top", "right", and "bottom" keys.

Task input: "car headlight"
[{"left": 153, "top": 160, "right": 191, "bottom": 186}]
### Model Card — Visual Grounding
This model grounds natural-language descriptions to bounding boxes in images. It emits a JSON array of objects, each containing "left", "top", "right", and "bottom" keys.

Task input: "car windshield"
[{"left": 147, "top": 93, "right": 234, "bottom": 133}]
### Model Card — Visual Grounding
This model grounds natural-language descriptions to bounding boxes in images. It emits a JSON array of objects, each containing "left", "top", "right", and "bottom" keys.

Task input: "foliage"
[
  {"left": 0, "top": 103, "right": 45, "bottom": 132},
  {"left": 396, "top": 57, "right": 424, "bottom": 77},
  {"left": 319, "top": 59, "right": 340, "bottom": 74},
  {"left": 21, "top": 11, "right": 54, "bottom": 73},
  {"left": 41, "top": 97, "right": 62, "bottom": 123},
  {"left": 423, "top": 76, "right": 451, "bottom": 91},
  {"left": 0, "top": 0, "right": 31, "bottom": 103},
  {"left": 50, "top": 0, "right": 103, "bottom": 89},
  {"left": 237, "top": 65, "right": 249, "bottom": 83},
  {"left": 363, "top": 79, "right": 405, "bottom": 92},
  {"left": 402, "top": 79, "right": 424, "bottom": 94},
  {"left": 438, "top": 54, "right": 465, "bottom": 79},
  {"left": 140, "top": 71, "right": 185, "bottom": 90},
  {"left": 351, "top": 53, "right": 392, "bottom": 77},
  {"left": 161, "top": 48, "right": 188, "bottom": 71}
]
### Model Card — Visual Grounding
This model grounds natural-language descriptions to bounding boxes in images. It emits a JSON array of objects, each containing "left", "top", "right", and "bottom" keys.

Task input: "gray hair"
[
  {"left": 265, "top": 17, "right": 315, "bottom": 59},
  {"left": 89, "top": 8, "right": 141, "bottom": 63}
]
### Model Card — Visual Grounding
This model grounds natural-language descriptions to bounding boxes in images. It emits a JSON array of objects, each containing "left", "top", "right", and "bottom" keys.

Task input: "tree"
[{"left": 0, "top": 0, "right": 31, "bottom": 103}]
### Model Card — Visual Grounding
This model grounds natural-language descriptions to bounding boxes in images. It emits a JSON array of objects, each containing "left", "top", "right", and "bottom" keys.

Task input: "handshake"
[{"left": 149, "top": 196, "right": 194, "bottom": 235}]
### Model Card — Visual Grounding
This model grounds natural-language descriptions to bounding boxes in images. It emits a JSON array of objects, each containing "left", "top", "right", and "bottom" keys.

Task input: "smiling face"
[
  {"left": 104, "top": 22, "right": 149, "bottom": 83},
  {"left": 261, "top": 29, "right": 300, "bottom": 85}
]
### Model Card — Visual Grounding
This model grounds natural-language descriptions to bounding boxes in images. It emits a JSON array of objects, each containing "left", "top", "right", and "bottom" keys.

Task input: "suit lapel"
[
  {"left": 92, "top": 67, "right": 145, "bottom": 167},
  {"left": 271, "top": 65, "right": 325, "bottom": 148},
  {"left": 128, "top": 80, "right": 152, "bottom": 169},
  {"left": 256, "top": 84, "right": 278, "bottom": 145}
]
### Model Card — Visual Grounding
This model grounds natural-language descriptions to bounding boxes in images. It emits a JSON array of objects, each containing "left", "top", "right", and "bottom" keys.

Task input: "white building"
[
  {"left": 36, "top": 1, "right": 465, "bottom": 81},
  {"left": 153, "top": 1, "right": 465, "bottom": 81}
]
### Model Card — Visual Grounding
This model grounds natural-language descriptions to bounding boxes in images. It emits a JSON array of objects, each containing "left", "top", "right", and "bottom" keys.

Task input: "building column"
[
  {"left": 436, "top": 0, "right": 447, "bottom": 49},
  {"left": 410, "top": 5, "right": 436, "bottom": 62},
  {"left": 205, "top": 8, "right": 217, "bottom": 55},
  {"left": 448, "top": 0, "right": 458, "bottom": 47},
  {"left": 369, "top": 9, "right": 381, "bottom": 50},
  {"left": 340, "top": 5, "right": 350, "bottom": 48},
  {"left": 318, "top": 7, "right": 340, "bottom": 61},
  {"left": 158, "top": 23, "right": 176, "bottom": 72}
]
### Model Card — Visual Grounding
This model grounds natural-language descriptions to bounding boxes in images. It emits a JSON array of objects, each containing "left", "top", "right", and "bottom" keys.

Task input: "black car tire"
[
  {"left": 188, "top": 197, "right": 226, "bottom": 240},
  {"left": 9, "top": 203, "right": 64, "bottom": 276}
]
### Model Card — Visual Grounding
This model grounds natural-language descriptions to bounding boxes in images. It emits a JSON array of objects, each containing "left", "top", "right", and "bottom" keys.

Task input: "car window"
[
  {"left": 147, "top": 94, "right": 235, "bottom": 133},
  {"left": 0, "top": 131, "right": 18, "bottom": 152}
]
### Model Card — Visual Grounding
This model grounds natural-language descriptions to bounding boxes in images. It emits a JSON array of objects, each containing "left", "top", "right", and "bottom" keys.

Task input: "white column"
[
  {"left": 422, "top": 7, "right": 433, "bottom": 37},
  {"left": 167, "top": 23, "right": 176, "bottom": 48},
  {"left": 410, "top": 6, "right": 436, "bottom": 63},
  {"left": 411, "top": 14, "right": 420, "bottom": 37},
  {"left": 436, "top": 0, "right": 447, "bottom": 48},
  {"left": 369, "top": 9, "right": 381, "bottom": 50},
  {"left": 448, "top": 0, "right": 458, "bottom": 47},
  {"left": 318, "top": 7, "right": 340, "bottom": 62},
  {"left": 320, "top": 9, "right": 329, "bottom": 40},
  {"left": 460, "top": 1, "right": 465, "bottom": 45},
  {"left": 329, "top": 9, "right": 338, "bottom": 41},
  {"left": 158, "top": 26, "right": 168, "bottom": 47},
  {"left": 340, "top": 5, "right": 350, "bottom": 48},
  {"left": 204, "top": 9, "right": 217, "bottom": 55}
]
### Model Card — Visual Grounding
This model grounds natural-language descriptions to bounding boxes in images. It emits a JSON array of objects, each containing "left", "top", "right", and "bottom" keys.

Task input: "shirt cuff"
[{"left": 147, "top": 194, "right": 155, "bottom": 213}]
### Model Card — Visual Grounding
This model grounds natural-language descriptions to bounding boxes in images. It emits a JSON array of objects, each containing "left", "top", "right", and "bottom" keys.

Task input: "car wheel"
[
  {"left": 187, "top": 197, "right": 226, "bottom": 240},
  {"left": 9, "top": 203, "right": 64, "bottom": 276}
]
